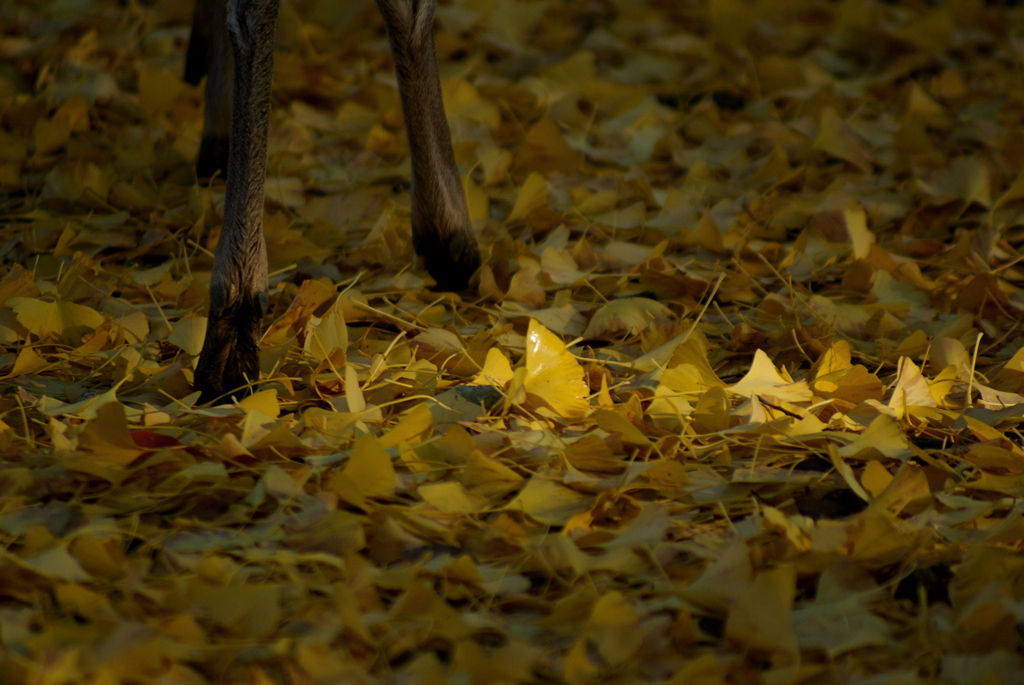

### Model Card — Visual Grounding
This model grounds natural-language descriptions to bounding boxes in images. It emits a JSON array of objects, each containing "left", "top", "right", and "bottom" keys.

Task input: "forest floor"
[{"left": 1, "top": 0, "right": 1024, "bottom": 683}]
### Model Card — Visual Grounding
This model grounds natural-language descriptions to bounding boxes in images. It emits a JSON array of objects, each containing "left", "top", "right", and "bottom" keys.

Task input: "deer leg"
[
  {"left": 189, "top": 0, "right": 234, "bottom": 178},
  {"left": 184, "top": 0, "right": 211, "bottom": 86},
  {"left": 376, "top": 0, "right": 481, "bottom": 291},
  {"left": 194, "top": 0, "right": 279, "bottom": 402}
]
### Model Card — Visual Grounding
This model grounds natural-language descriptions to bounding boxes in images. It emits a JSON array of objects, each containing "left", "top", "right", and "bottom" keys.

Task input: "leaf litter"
[{"left": 1, "top": 0, "right": 1024, "bottom": 683}]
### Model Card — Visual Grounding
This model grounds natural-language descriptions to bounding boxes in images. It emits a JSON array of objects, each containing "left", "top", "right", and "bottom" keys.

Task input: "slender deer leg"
[
  {"left": 376, "top": 0, "right": 481, "bottom": 290},
  {"left": 187, "top": 0, "right": 234, "bottom": 178},
  {"left": 184, "top": 0, "right": 212, "bottom": 86},
  {"left": 194, "top": 0, "right": 279, "bottom": 402}
]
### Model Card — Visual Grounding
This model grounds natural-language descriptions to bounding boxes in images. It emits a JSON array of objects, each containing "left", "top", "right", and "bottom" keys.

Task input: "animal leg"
[
  {"left": 194, "top": 0, "right": 280, "bottom": 402},
  {"left": 190, "top": 0, "right": 234, "bottom": 178},
  {"left": 376, "top": 0, "right": 481, "bottom": 290}
]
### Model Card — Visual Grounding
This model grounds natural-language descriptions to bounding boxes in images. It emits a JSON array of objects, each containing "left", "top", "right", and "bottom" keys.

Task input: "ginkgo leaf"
[
  {"left": 5, "top": 346, "right": 49, "bottom": 378},
  {"left": 462, "top": 174, "right": 490, "bottom": 221},
  {"left": 169, "top": 316, "right": 207, "bottom": 357},
  {"left": 238, "top": 389, "right": 281, "bottom": 418},
  {"left": 330, "top": 433, "right": 396, "bottom": 505},
  {"left": 504, "top": 264, "right": 547, "bottom": 308},
  {"left": 583, "top": 297, "right": 672, "bottom": 338},
  {"left": 510, "top": 475, "right": 592, "bottom": 526},
  {"left": 40, "top": 160, "right": 111, "bottom": 204},
  {"left": 813, "top": 365, "right": 884, "bottom": 404},
  {"left": 77, "top": 402, "right": 145, "bottom": 465},
  {"left": 540, "top": 247, "right": 586, "bottom": 285},
  {"left": 418, "top": 481, "right": 484, "bottom": 514},
  {"left": 843, "top": 202, "right": 874, "bottom": 260},
  {"left": 470, "top": 347, "right": 514, "bottom": 387},
  {"left": 304, "top": 305, "right": 349, "bottom": 362},
  {"left": 20, "top": 546, "right": 92, "bottom": 582},
  {"left": 729, "top": 349, "right": 813, "bottom": 404},
  {"left": 506, "top": 172, "right": 549, "bottom": 223},
  {"left": 725, "top": 565, "right": 799, "bottom": 656},
  {"left": 838, "top": 415, "right": 913, "bottom": 461},
  {"left": 888, "top": 357, "right": 937, "bottom": 418},
  {"left": 6, "top": 0, "right": 1024, "bottom": 677},
  {"left": 8, "top": 297, "right": 105, "bottom": 340},
  {"left": 814, "top": 108, "right": 873, "bottom": 172},
  {"left": 523, "top": 319, "right": 591, "bottom": 419}
]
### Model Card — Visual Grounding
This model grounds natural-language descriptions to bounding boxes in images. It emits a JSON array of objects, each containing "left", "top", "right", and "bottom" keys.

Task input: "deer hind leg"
[
  {"left": 184, "top": 0, "right": 212, "bottom": 85},
  {"left": 194, "top": 0, "right": 280, "bottom": 402},
  {"left": 376, "top": 0, "right": 481, "bottom": 291},
  {"left": 187, "top": 0, "right": 233, "bottom": 178}
]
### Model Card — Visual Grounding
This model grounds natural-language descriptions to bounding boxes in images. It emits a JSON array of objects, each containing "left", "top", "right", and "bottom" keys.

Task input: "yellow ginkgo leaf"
[
  {"left": 471, "top": 347, "right": 514, "bottom": 387},
  {"left": 583, "top": 297, "right": 672, "bottom": 339},
  {"left": 169, "top": 316, "right": 207, "bottom": 357},
  {"left": 541, "top": 247, "right": 586, "bottom": 285},
  {"left": 238, "top": 389, "right": 280, "bottom": 418},
  {"left": 329, "top": 433, "right": 397, "bottom": 507},
  {"left": 523, "top": 319, "right": 591, "bottom": 419},
  {"left": 505, "top": 266, "right": 547, "bottom": 309},
  {"left": 8, "top": 297, "right": 105, "bottom": 340},
  {"left": 462, "top": 174, "right": 490, "bottom": 221},
  {"left": 510, "top": 475, "right": 592, "bottom": 526},
  {"left": 304, "top": 305, "right": 348, "bottom": 363},
  {"left": 506, "top": 171, "right": 548, "bottom": 223},
  {"left": 78, "top": 402, "right": 144, "bottom": 466},
  {"left": 887, "top": 357, "right": 937, "bottom": 418},
  {"left": 838, "top": 415, "right": 912, "bottom": 461},
  {"left": 730, "top": 349, "right": 813, "bottom": 404},
  {"left": 814, "top": 108, "right": 873, "bottom": 172}
]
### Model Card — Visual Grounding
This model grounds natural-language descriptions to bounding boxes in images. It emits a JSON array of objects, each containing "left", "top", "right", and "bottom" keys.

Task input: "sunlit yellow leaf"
[
  {"left": 470, "top": 347, "right": 514, "bottom": 387},
  {"left": 523, "top": 319, "right": 591, "bottom": 419},
  {"left": 239, "top": 389, "right": 280, "bottom": 418},
  {"left": 8, "top": 297, "right": 105, "bottom": 340},
  {"left": 888, "top": 357, "right": 936, "bottom": 418},
  {"left": 378, "top": 403, "right": 433, "bottom": 449},
  {"left": 838, "top": 415, "right": 913, "bottom": 461},
  {"left": 729, "top": 349, "right": 813, "bottom": 404},
  {"left": 842, "top": 202, "right": 874, "bottom": 260}
]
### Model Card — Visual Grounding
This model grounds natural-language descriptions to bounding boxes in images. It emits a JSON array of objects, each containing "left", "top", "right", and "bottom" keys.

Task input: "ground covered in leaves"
[{"left": 1, "top": 0, "right": 1024, "bottom": 682}]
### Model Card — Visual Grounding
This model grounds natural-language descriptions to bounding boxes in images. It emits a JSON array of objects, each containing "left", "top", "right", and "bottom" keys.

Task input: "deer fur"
[
  {"left": 187, "top": 0, "right": 480, "bottom": 401},
  {"left": 184, "top": 0, "right": 233, "bottom": 178}
]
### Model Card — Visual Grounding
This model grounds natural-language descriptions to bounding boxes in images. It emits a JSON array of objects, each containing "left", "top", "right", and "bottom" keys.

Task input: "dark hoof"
[
  {"left": 194, "top": 293, "right": 265, "bottom": 404},
  {"left": 418, "top": 230, "right": 481, "bottom": 291},
  {"left": 196, "top": 135, "right": 230, "bottom": 180}
]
